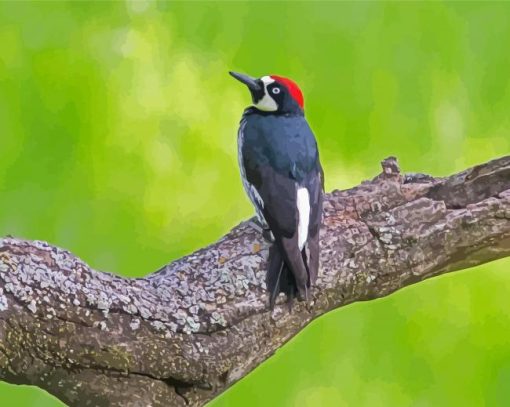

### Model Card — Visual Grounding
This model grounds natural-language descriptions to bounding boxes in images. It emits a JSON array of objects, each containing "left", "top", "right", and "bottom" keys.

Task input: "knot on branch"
[{"left": 380, "top": 156, "right": 400, "bottom": 178}]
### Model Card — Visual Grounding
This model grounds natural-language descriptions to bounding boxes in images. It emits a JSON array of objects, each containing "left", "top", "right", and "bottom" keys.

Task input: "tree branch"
[{"left": 1, "top": 156, "right": 509, "bottom": 406}]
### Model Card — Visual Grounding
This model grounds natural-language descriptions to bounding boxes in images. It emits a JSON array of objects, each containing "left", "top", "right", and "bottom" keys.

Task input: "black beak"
[{"left": 229, "top": 71, "right": 262, "bottom": 92}]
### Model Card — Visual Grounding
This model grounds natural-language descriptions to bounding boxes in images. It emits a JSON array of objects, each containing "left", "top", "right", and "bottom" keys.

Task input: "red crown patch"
[{"left": 270, "top": 75, "right": 304, "bottom": 109}]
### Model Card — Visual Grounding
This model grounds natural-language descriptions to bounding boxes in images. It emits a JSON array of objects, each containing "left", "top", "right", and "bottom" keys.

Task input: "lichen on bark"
[{"left": 0, "top": 155, "right": 509, "bottom": 406}]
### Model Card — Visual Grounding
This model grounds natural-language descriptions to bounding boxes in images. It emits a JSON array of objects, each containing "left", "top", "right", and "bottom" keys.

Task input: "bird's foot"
[
  {"left": 262, "top": 228, "right": 275, "bottom": 243},
  {"left": 246, "top": 219, "right": 264, "bottom": 234},
  {"left": 246, "top": 219, "right": 263, "bottom": 234},
  {"left": 246, "top": 219, "right": 274, "bottom": 243}
]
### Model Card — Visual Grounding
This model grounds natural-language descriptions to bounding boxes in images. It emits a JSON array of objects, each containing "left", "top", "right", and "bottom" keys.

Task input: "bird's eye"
[{"left": 271, "top": 87, "right": 281, "bottom": 95}]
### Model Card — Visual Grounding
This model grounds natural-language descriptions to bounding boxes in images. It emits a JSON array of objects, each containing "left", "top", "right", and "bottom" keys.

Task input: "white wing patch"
[
  {"left": 253, "top": 76, "right": 278, "bottom": 112},
  {"left": 297, "top": 187, "right": 310, "bottom": 250}
]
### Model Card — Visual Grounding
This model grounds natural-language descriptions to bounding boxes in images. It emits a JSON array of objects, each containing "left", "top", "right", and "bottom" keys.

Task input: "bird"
[{"left": 230, "top": 71, "right": 324, "bottom": 308}]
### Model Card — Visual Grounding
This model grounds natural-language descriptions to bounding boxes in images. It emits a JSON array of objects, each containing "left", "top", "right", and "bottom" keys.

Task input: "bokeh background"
[{"left": 1, "top": 1, "right": 510, "bottom": 406}]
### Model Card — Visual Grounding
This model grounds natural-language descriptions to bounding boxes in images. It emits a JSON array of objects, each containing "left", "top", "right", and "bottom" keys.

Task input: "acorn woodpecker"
[{"left": 230, "top": 71, "right": 324, "bottom": 308}]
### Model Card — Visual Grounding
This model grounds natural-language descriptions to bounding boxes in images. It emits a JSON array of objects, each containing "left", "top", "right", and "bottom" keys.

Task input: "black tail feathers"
[{"left": 267, "top": 243, "right": 311, "bottom": 309}]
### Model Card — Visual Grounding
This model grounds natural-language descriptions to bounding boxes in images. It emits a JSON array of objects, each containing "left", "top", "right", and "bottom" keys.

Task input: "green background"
[{"left": 1, "top": 1, "right": 509, "bottom": 406}]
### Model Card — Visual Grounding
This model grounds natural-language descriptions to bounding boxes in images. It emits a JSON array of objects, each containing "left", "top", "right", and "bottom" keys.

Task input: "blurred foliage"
[{"left": 0, "top": 1, "right": 509, "bottom": 406}]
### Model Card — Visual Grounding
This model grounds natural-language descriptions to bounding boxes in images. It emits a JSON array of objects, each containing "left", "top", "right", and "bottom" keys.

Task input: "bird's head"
[{"left": 229, "top": 71, "right": 304, "bottom": 114}]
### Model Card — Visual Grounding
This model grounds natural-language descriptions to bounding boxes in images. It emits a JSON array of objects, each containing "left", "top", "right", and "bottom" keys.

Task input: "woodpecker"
[{"left": 230, "top": 71, "right": 324, "bottom": 308}]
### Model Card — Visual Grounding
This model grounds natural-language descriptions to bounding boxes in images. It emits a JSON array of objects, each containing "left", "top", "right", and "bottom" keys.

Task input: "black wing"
[{"left": 246, "top": 164, "right": 309, "bottom": 300}]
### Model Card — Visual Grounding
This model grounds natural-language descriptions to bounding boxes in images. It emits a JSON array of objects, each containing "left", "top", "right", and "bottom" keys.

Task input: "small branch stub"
[{"left": 381, "top": 156, "right": 400, "bottom": 177}]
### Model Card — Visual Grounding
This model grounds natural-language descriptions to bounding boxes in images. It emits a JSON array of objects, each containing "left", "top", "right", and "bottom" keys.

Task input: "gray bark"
[{"left": 0, "top": 156, "right": 509, "bottom": 406}]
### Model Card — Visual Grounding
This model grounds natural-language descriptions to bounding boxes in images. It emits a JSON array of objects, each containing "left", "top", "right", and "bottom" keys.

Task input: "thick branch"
[{"left": 0, "top": 156, "right": 509, "bottom": 406}]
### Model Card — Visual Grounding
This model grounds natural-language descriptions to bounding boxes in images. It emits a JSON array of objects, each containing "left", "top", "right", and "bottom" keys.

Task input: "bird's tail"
[{"left": 267, "top": 243, "right": 309, "bottom": 309}]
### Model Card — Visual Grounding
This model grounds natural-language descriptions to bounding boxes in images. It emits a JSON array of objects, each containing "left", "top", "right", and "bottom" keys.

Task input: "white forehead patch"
[
  {"left": 254, "top": 76, "right": 278, "bottom": 112},
  {"left": 260, "top": 76, "right": 275, "bottom": 86}
]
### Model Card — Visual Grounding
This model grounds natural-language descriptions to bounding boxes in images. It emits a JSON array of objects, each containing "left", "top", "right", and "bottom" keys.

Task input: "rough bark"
[{"left": 0, "top": 156, "right": 509, "bottom": 406}]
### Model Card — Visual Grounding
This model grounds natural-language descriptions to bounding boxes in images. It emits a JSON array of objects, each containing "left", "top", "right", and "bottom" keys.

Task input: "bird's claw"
[
  {"left": 246, "top": 219, "right": 274, "bottom": 243},
  {"left": 262, "top": 228, "right": 275, "bottom": 243},
  {"left": 246, "top": 219, "right": 264, "bottom": 234}
]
